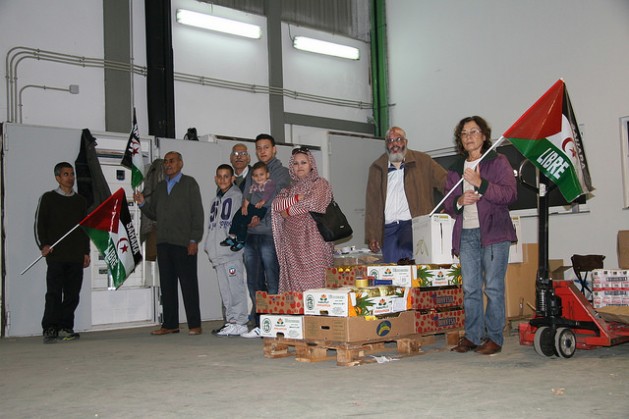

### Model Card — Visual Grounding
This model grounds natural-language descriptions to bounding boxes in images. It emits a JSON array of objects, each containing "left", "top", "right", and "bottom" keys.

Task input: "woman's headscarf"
[{"left": 288, "top": 149, "right": 320, "bottom": 194}]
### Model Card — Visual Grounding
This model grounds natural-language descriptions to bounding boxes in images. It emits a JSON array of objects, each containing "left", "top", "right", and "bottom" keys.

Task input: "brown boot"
[
  {"left": 451, "top": 337, "right": 478, "bottom": 353},
  {"left": 475, "top": 339, "right": 502, "bottom": 355}
]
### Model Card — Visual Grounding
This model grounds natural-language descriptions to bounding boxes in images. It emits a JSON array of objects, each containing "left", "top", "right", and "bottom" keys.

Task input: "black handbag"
[{"left": 310, "top": 199, "right": 353, "bottom": 242}]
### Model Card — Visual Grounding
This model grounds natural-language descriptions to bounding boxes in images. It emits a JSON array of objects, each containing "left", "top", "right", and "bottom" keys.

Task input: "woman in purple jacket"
[{"left": 445, "top": 116, "right": 517, "bottom": 355}]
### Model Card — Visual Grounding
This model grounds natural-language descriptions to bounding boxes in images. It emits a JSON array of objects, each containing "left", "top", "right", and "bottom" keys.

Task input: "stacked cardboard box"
[
  {"left": 303, "top": 286, "right": 410, "bottom": 317},
  {"left": 257, "top": 291, "right": 305, "bottom": 339},
  {"left": 592, "top": 269, "right": 629, "bottom": 308},
  {"left": 415, "top": 309, "right": 465, "bottom": 334},
  {"left": 260, "top": 315, "right": 304, "bottom": 339},
  {"left": 409, "top": 287, "right": 463, "bottom": 311},
  {"left": 325, "top": 263, "right": 461, "bottom": 288},
  {"left": 304, "top": 310, "right": 416, "bottom": 342},
  {"left": 256, "top": 291, "right": 304, "bottom": 315},
  {"left": 257, "top": 258, "right": 466, "bottom": 342}
]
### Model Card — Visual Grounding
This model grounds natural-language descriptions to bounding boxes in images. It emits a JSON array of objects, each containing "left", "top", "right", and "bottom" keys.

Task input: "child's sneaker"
[
  {"left": 220, "top": 236, "right": 236, "bottom": 247},
  {"left": 231, "top": 324, "right": 249, "bottom": 336},
  {"left": 230, "top": 241, "right": 245, "bottom": 252},
  {"left": 216, "top": 324, "right": 236, "bottom": 336},
  {"left": 58, "top": 328, "right": 80, "bottom": 341},
  {"left": 43, "top": 328, "right": 58, "bottom": 344}
]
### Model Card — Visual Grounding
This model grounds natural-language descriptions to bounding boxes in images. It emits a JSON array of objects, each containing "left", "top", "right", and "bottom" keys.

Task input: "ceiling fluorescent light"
[
  {"left": 176, "top": 9, "right": 261, "bottom": 39},
  {"left": 293, "top": 36, "right": 360, "bottom": 60}
]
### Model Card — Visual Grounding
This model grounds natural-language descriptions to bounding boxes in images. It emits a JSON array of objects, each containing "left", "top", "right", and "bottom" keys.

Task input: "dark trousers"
[
  {"left": 41, "top": 261, "right": 84, "bottom": 331},
  {"left": 382, "top": 219, "right": 414, "bottom": 263},
  {"left": 229, "top": 204, "right": 267, "bottom": 243},
  {"left": 157, "top": 243, "right": 201, "bottom": 329}
]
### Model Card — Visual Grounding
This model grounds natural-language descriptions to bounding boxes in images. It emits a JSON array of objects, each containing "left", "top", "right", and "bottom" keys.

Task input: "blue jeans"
[
  {"left": 459, "top": 228, "right": 510, "bottom": 346},
  {"left": 244, "top": 233, "right": 279, "bottom": 326},
  {"left": 382, "top": 220, "right": 413, "bottom": 263}
]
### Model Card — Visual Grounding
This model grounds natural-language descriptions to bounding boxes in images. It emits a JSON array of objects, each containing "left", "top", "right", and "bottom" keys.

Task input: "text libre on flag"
[{"left": 503, "top": 79, "right": 593, "bottom": 203}]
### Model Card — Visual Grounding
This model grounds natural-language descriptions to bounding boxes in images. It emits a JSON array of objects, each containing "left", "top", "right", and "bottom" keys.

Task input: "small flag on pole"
[
  {"left": 503, "top": 79, "right": 593, "bottom": 202},
  {"left": 121, "top": 109, "right": 144, "bottom": 189},
  {"left": 80, "top": 188, "right": 142, "bottom": 289}
]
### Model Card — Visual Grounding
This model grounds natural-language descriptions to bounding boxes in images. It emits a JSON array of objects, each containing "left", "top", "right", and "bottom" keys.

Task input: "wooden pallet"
[{"left": 263, "top": 329, "right": 463, "bottom": 366}]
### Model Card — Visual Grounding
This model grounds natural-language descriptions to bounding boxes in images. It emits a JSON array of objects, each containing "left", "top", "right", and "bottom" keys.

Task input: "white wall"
[
  {"left": 387, "top": 0, "right": 629, "bottom": 269},
  {"left": 0, "top": 0, "right": 371, "bottom": 142}
]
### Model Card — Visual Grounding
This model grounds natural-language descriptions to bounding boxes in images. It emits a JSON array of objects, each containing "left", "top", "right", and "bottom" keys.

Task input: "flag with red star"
[
  {"left": 503, "top": 79, "right": 593, "bottom": 202},
  {"left": 121, "top": 109, "right": 144, "bottom": 189},
  {"left": 80, "top": 188, "right": 142, "bottom": 289}
]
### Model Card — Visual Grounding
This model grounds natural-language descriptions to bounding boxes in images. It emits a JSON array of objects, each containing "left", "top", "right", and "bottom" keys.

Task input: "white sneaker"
[
  {"left": 230, "top": 324, "right": 249, "bottom": 336},
  {"left": 216, "top": 324, "right": 236, "bottom": 336},
  {"left": 240, "top": 327, "right": 262, "bottom": 338}
]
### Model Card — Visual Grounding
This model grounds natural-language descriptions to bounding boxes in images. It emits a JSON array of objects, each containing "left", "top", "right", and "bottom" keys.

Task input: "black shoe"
[
  {"left": 230, "top": 241, "right": 245, "bottom": 252},
  {"left": 58, "top": 328, "right": 80, "bottom": 341},
  {"left": 43, "top": 328, "right": 58, "bottom": 344},
  {"left": 220, "top": 237, "right": 236, "bottom": 247}
]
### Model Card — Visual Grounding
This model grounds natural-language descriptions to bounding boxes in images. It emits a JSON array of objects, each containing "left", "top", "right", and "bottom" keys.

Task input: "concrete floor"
[{"left": 0, "top": 321, "right": 627, "bottom": 419}]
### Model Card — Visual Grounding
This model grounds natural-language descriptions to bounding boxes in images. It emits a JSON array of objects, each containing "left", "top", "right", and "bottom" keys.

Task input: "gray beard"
[{"left": 388, "top": 151, "right": 405, "bottom": 163}]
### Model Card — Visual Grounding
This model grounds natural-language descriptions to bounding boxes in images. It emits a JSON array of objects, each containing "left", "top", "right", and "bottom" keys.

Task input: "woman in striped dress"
[{"left": 271, "top": 147, "right": 334, "bottom": 292}]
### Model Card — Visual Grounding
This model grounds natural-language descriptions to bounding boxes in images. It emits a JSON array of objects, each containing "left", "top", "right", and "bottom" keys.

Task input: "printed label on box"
[
  {"left": 304, "top": 287, "right": 410, "bottom": 317},
  {"left": 415, "top": 264, "right": 461, "bottom": 287},
  {"left": 260, "top": 315, "right": 304, "bottom": 339},
  {"left": 367, "top": 265, "right": 414, "bottom": 287}
]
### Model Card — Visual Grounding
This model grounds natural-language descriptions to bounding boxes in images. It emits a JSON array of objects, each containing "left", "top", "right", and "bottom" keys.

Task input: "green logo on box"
[{"left": 262, "top": 318, "right": 272, "bottom": 333}]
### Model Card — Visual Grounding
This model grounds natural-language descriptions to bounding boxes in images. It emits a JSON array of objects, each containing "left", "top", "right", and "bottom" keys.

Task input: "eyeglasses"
[
  {"left": 385, "top": 136, "right": 405, "bottom": 144},
  {"left": 292, "top": 146, "right": 310, "bottom": 155},
  {"left": 460, "top": 129, "right": 482, "bottom": 138},
  {"left": 231, "top": 151, "right": 249, "bottom": 157}
]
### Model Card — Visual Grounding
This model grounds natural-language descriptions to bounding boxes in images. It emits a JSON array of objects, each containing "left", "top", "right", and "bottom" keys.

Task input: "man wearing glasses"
[
  {"left": 365, "top": 126, "right": 447, "bottom": 263},
  {"left": 230, "top": 143, "right": 251, "bottom": 193}
]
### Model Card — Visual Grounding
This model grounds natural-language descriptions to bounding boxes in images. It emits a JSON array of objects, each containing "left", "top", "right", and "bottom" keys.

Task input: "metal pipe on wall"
[{"left": 5, "top": 46, "right": 371, "bottom": 124}]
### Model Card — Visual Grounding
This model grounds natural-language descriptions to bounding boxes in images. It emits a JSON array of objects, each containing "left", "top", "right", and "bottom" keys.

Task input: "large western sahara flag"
[
  {"left": 80, "top": 188, "right": 142, "bottom": 289},
  {"left": 503, "top": 79, "right": 593, "bottom": 202},
  {"left": 121, "top": 109, "right": 144, "bottom": 189}
]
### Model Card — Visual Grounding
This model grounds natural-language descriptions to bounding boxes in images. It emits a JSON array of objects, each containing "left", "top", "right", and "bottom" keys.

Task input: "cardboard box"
[
  {"left": 504, "top": 243, "right": 563, "bottom": 318},
  {"left": 303, "top": 287, "right": 410, "bottom": 317},
  {"left": 412, "top": 214, "right": 457, "bottom": 264},
  {"left": 415, "top": 264, "right": 461, "bottom": 287},
  {"left": 260, "top": 314, "right": 304, "bottom": 339},
  {"left": 549, "top": 260, "right": 571, "bottom": 280},
  {"left": 256, "top": 291, "right": 304, "bottom": 314},
  {"left": 508, "top": 215, "right": 523, "bottom": 263},
  {"left": 325, "top": 266, "right": 368, "bottom": 288},
  {"left": 367, "top": 265, "right": 414, "bottom": 287},
  {"left": 410, "top": 287, "right": 463, "bottom": 310},
  {"left": 303, "top": 310, "right": 416, "bottom": 342},
  {"left": 619, "top": 231, "right": 629, "bottom": 269},
  {"left": 592, "top": 269, "right": 629, "bottom": 291},
  {"left": 414, "top": 309, "right": 465, "bottom": 334},
  {"left": 593, "top": 290, "right": 629, "bottom": 309}
]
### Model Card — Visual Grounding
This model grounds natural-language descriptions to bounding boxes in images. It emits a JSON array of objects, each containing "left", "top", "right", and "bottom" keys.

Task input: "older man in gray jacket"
[{"left": 134, "top": 151, "right": 205, "bottom": 336}]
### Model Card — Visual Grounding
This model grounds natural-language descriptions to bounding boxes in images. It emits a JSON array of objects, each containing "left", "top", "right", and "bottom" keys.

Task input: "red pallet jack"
[{"left": 518, "top": 172, "right": 629, "bottom": 357}]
